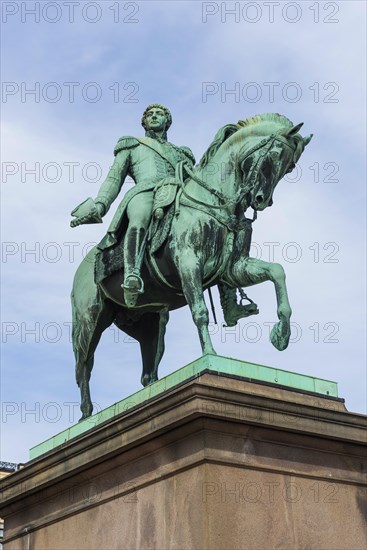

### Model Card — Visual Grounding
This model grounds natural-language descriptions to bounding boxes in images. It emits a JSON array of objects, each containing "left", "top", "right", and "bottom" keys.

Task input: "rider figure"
[{"left": 71, "top": 104, "right": 257, "bottom": 323}]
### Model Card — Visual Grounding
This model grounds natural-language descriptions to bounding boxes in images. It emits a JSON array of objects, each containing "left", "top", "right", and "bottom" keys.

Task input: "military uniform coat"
[{"left": 95, "top": 136, "right": 195, "bottom": 249}]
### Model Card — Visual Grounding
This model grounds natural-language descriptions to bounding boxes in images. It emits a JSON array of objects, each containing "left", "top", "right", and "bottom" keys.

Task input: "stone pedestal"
[{"left": 1, "top": 356, "right": 366, "bottom": 549}]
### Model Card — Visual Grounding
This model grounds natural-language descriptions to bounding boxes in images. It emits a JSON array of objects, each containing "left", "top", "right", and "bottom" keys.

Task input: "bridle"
[{"left": 180, "top": 132, "right": 297, "bottom": 217}]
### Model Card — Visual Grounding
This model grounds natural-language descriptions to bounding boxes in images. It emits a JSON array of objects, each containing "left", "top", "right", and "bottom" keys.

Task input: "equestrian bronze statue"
[{"left": 71, "top": 107, "right": 312, "bottom": 419}]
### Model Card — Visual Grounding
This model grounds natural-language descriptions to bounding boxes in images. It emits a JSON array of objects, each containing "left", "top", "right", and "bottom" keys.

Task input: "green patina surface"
[
  {"left": 70, "top": 109, "right": 313, "bottom": 422},
  {"left": 29, "top": 355, "right": 337, "bottom": 460}
]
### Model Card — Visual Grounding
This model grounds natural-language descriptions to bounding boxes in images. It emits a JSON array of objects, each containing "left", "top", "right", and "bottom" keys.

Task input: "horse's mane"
[
  {"left": 199, "top": 113, "right": 295, "bottom": 168},
  {"left": 237, "top": 112, "right": 294, "bottom": 129},
  {"left": 199, "top": 124, "right": 239, "bottom": 168}
]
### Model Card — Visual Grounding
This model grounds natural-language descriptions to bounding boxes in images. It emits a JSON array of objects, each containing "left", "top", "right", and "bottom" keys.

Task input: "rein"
[
  {"left": 182, "top": 164, "right": 234, "bottom": 209},
  {"left": 148, "top": 134, "right": 291, "bottom": 292},
  {"left": 181, "top": 133, "right": 295, "bottom": 220}
]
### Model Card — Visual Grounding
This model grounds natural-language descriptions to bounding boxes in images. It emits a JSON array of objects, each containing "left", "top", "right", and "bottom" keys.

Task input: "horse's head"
[
  {"left": 244, "top": 123, "right": 312, "bottom": 211},
  {"left": 197, "top": 113, "right": 312, "bottom": 213},
  {"left": 244, "top": 123, "right": 312, "bottom": 210}
]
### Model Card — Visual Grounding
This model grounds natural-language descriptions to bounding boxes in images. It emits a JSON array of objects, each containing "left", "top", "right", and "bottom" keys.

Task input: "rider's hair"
[{"left": 141, "top": 104, "right": 172, "bottom": 139}]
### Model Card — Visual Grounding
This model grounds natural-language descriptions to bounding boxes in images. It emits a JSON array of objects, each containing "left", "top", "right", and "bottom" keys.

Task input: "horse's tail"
[
  {"left": 71, "top": 292, "right": 88, "bottom": 386},
  {"left": 71, "top": 247, "right": 104, "bottom": 386}
]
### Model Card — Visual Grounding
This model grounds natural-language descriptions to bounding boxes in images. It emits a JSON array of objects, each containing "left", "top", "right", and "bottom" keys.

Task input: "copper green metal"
[{"left": 70, "top": 108, "right": 313, "bottom": 419}]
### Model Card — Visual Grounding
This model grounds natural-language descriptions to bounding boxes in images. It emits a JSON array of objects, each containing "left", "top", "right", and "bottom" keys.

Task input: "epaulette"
[
  {"left": 180, "top": 146, "right": 196, "bottom": 165},
  {"left": 114, "top": 136, "right": 140, "bottom": 156}
]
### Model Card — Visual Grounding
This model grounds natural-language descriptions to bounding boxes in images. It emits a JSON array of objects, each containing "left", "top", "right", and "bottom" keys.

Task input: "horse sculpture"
[{"left": 71, "top": 113, "right": 312, "bottom": 419}]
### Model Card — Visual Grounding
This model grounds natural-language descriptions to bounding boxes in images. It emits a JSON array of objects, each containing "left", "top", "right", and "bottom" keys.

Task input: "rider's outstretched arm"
[
  {"left": 71, "top": 137, "right": 140, "bottom": 227},
  {"left": 94, "top": 148, "right": 131, "bottom": 217}
]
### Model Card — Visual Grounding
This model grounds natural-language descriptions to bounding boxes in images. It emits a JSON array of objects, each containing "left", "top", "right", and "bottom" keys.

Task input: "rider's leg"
[
  {"left": 218, "top": 283, "right": 259, "bottom": 327},
  {"left": 123, "top": 192, "right": 153, "bottom": 301}
]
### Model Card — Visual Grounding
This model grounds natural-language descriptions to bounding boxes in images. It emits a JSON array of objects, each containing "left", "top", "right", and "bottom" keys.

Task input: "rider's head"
[{"left": 142, "top": 104, "right": 172, "bottom": 140}]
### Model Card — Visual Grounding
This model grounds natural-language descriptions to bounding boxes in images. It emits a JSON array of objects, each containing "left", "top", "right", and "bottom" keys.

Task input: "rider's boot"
[
  {"left": 122, "top": 226, "right": 146, "bottom": 308},
  {"left": 218, "top": 283, "right": 259, "bottom": 327}
]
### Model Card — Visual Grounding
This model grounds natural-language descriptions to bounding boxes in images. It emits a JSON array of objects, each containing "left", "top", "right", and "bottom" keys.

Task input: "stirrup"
[
  {"left": 121, "top": 274, "right": 144, "bottom": 294},
  {"left": 223, "top": 302, "right": 259, "bottom": 327}
]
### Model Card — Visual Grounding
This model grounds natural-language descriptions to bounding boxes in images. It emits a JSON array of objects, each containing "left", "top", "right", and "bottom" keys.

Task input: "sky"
[{"left": 1, "top": 0, "right": 366, "bottom": 464}]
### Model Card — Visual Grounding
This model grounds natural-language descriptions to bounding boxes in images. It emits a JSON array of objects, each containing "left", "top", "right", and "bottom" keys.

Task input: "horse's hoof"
[
  {"left": 270, "top": 322, "right": 290, "bottom": 351},
  {"left": 141, "top": 374, "right": 158, "bottom": 387},
  {"left": 203, "top": 349, "right": 217, "bottom": 356},
  {"left": 79, "top": 409, "right": 93, "bottom": 422}
]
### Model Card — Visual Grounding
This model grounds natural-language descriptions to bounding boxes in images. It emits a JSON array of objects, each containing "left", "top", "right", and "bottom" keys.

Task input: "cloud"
[{"left": 1, "top": 0, "right": 366, "bottom": 463}]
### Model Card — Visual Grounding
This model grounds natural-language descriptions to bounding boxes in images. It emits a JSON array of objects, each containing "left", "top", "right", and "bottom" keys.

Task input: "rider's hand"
[
  {"left": 70, "top": 216, "right": 86, "bottom": 228},
  {"left": 70, "top": 198, "right": 103, "bottom": 228}
]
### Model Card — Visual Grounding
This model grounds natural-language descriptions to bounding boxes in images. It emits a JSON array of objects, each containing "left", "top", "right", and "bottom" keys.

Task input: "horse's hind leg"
[
  {"left": 72, "top": 304, "right": 95, "bottom": 420},
  {"left": 141, "top": 309, "right": 169, "bottom": 385},
  {"left": 72, "top": 295, "right": 115, "bottom": 420},
  {"left": 116, "top": 309, "right": 169, "bottom": 387},
  {"left": 72, "top": 248, "right": 115, "bottom": 420}
]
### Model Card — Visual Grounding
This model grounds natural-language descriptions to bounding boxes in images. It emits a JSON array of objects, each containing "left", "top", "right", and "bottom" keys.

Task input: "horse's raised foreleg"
[
  {"left": 178, "top": 252, "right": 216, "bottom": 355},
  {"left": 228, "top": 257, "right": 292, "bottom": 350}
]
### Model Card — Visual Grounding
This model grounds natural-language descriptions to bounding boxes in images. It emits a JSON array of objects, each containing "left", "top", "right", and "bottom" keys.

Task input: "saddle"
[{"left": 95, "top": 173, "right": 184, "bottom": 284}]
